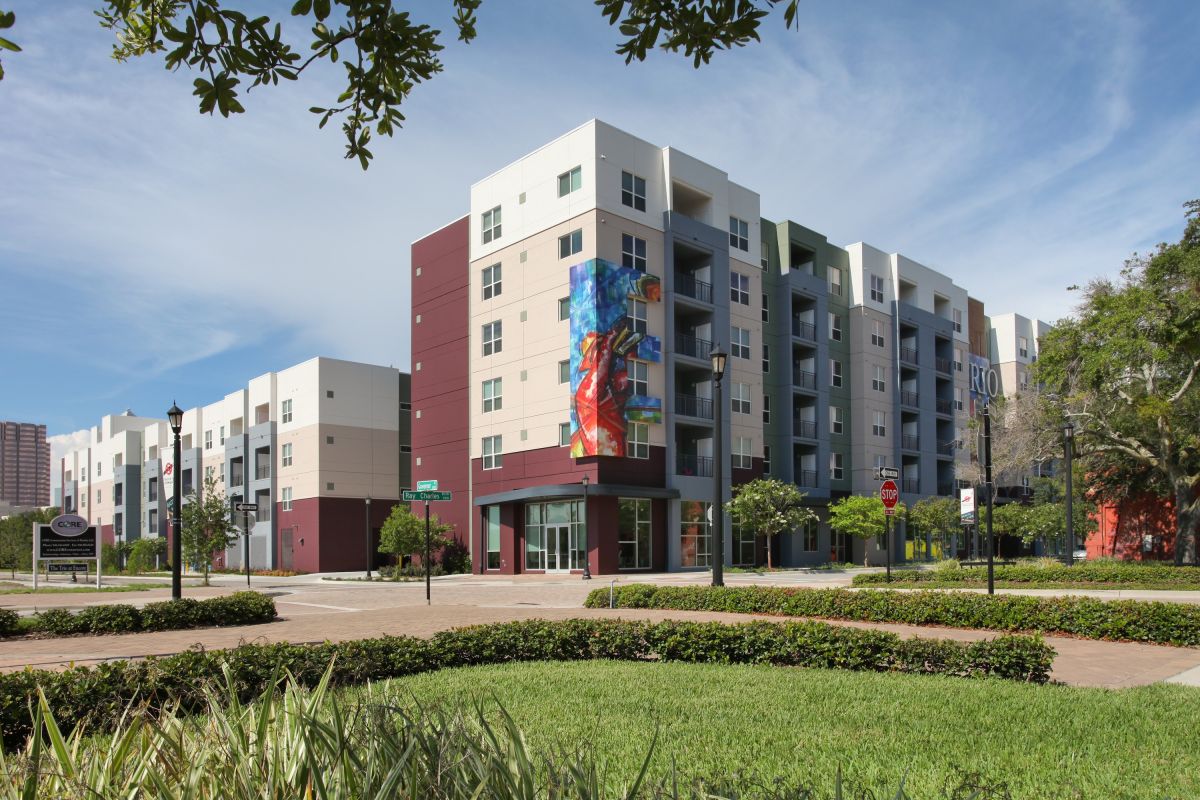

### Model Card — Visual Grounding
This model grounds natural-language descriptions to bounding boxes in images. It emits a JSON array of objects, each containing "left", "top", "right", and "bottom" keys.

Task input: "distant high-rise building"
[{"left": 0, "top": 421, "right": 51, "bottom": 507}]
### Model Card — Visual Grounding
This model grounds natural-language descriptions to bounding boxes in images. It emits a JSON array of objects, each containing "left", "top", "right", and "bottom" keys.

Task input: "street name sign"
[
  {"left": 403, "top": 490, "right": 452, "bottom": 502},
  {"left": 880, "top": 480, "right": 899, "bottom": 516},
  {"left": 874, "top": 466, "right": 899, "bottom": 481},
  {"left": 416, "top": 479, "right": 439, "bottom": 491}
]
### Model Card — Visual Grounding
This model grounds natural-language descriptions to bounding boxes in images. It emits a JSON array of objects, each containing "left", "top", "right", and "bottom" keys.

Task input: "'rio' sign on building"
[{"left": 968, "top": 354, "right": 1000, "bottom": 404}]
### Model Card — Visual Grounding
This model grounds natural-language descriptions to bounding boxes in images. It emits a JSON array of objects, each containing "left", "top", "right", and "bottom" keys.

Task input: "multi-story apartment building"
[
  {"left": 60, "top": 358, "right": 411, "bottom": 573},
  {"left": 0, "top": 421, "right": 51, "bottom": 508},
  {"left": 412, "top": 120, "right": 1052, "bottom": 573}
]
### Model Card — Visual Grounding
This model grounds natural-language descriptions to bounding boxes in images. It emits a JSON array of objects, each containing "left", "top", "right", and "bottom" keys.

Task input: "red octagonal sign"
[{"left": 880, "top": 480, "right": 899, "bottom": 511}]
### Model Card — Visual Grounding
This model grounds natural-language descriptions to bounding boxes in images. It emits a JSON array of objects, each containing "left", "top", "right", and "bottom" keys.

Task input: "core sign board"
[{"left": 36, "top": 514, "right": 99, "bottom": 560}]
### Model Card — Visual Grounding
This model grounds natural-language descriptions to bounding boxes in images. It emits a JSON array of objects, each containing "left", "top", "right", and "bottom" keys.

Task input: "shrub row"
[
  {"left": 586, "top": 583, "right": 1200, "bottom": 646},
  {"left": 0, "top": 609, "right": 17, "bottom": 637},
  {"left": 0, "top": 617, "right": 1052, "bottom": 750},
  {"left": 854, "top": 560, "right": 1200, "bottom": 587},
  {"left": 2, "top": 592, "right": 276, "bottom": 638}
]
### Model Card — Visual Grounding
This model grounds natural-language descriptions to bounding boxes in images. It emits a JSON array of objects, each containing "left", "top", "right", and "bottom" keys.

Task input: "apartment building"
[
  {"left": 412, "top": 119, "right": 1052, "bottom": 573},
  {"left": 0, "top": 420, "right": 51, "bottom": 508},
  {"left": 60, "top": 358, "right": 411, "bottom": 573}
]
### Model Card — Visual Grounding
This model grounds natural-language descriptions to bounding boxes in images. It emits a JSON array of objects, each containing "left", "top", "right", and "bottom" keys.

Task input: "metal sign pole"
[
  {"left": 31, "top": 523, "right": 38, "bottom": 591},
  {"left": 245, "top": 507, "right": 251, "bottom": 587},
  {"left": 885, "top": 513, "right": 892, "bottom": 582},
  {"left": 425, "top": 500, "right": 431, "bottom": 605}
]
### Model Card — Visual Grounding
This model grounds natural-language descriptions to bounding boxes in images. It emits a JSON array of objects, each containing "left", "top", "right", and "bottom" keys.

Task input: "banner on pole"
[{"left": 960, "top": 488, "right": 976, "bottom": 526}]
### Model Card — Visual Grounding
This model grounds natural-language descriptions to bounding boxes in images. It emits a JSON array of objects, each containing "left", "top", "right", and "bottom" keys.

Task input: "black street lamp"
[
  {"left": 581, "top": 475, "right": 591, "bottom": 579},
  {"left": 982, "top": 402, "right": 995, "bottom": 596},
  {"left": 167, "top": 402, "right": 184, "bottom": 601},
  {"left": 1063, "top": 422, "right": 1075, "bottom": 566},
  {"left": 365, "top": 496, "right": 372, "bottom": 579},
  {"left": 711, "top": 345, "right": 728, "bottom": 587}
]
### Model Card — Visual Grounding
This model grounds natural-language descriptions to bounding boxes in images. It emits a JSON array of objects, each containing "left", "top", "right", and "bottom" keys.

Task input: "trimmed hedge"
[
  {"left": 854, "top": 561, "right": 1200, "bottom": 588},
  {"left": 0, "top": 617, "right": 1053, "bottom": 750},
  {"left": 4, "top": 591, "right": 276, "bottom": 638},
  {"left": 586, "top": 584, "right": 1200, "bottom": 647},
  {"left": 0, "top": 609, "right": 17, "bottom": 637}
]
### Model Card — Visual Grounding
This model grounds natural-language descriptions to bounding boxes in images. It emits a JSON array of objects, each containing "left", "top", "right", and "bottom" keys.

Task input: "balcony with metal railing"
[
  {"left": 675, "top": 393, "right": 713, "bottom": 420},
  {"left": 937, "top": 441, "right": 956, "bottom": 457},
  {"left": 935, "top": 356, "right": 952, "bottom": 374},
  {"left": 795, "top": 468, "right": 819, "bottom": 487},
  {"left": 792, "top": 418, "right": 817, "bottom": 439},
  {"left": 791, "top": 320, "right": 816, "bottom": 341},
  {"left": 901, "top": 434, "right": 920, "bottom": 451},
  {"left": 902, "top": 478, "right": 920, "bottom": 493},
  {"left": 676, "top": 453, "right": 713, "bottom": 478},
  {"left": 675, "top": 272, "right": 713, "bottom": 304},
  {"left": 935, "top": 397, "right": 953, "bottom": 416},
  {"left": 792, "top": 368, "right": 817, "bottom": 391},
  {"left": 675, "top": 333, "right": 712, "bottom": 360},
  {"left": 900, "top": 390, "right": 920, "bottom": 409},
  {"left": 899, "top": 347, "right": 919, "bottom": 366},
  {"left": 937, "top": 482, "right": 955, "bottom": 496}
]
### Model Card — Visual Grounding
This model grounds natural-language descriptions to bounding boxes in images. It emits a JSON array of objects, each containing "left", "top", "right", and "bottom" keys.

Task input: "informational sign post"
[
  {"left": 879, "top": 479, "right": 899, "bottom": 582},
  {"left": 33, "top": 514, "right": 101, "bottom": 590},
  {"left": 401, "top": 487, "right": 452, "bottom": 605}
]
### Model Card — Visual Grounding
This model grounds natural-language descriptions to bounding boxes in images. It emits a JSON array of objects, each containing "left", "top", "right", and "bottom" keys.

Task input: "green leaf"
[
  {"left": 291, "top": 0, "right": 313, "bottom": 15},
  {"left": 0, "top": 37, "right": 19, "bottom": 53}
]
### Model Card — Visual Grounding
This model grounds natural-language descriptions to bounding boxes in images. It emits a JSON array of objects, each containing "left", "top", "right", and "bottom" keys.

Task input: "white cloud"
[{"left": 48, "top": 429, "right": 91, "bottom": 491}]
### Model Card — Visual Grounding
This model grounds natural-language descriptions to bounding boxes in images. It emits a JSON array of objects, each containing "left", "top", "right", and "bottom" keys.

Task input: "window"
[
  {"left": 870, "top": 274, "right": 885, "bottom": 303},
  {"left": 728, "top": 216, "right": 749, "bottom": 251},
  {"left": 558, "top": 297, "right": 570, "bottom": 321},
  {"left": 482, "top": 435, "right": 503, "bottom": 470},
  {"left": 828, "top": 267, "right": 842, "bottom": 296},
  {"left": 733, "top": 436, "right": 753, "bottom": 469},
  {"left": 830, "top": 405, "right": 844, "bottom": 434},
  {"left": 679, "top": 501, "right": 711, "bottom": 567},
  {"left": 829, "top": 452, "right": 844, "bottom": 480},
  {"left": 482, "top": 321, "right": 502, "bottom": 356},
  {"left": 326, "top": 435, "right": 335, "bottom": 444},
  {"left": 763, "top": 445, "right": 772, "bottom": 475},
  {"left": 955, "top": 387, "right": 965, "bottom": 411},
  {"left": 481, "top": 205, "right": 501, "bottom": 243},
  {"left": 731, "top": 382, "right": 752, "bottom": 415},
  {"left": 482, "top": 378, "right": 502, "bottom": 413},
  {"left": 97, "top": 489, "right": 102, "bottom": 503},
  {"left": 621, "top": 234, "right": 647, "bottom": 271},
  {"left": 148, "top": 478, "right": 158, "bottom": 502},
  {"left": 621, "top": 171, "right": 646, "bottom": 211},
  {"left": 282, "top": 399, "right": 293, "bottom": 423},
  {"left": 731, "top": 326, "right": 751, "bottom": 359},
  {"left": 801, "top": 520, "right": 818, "bottom": 551},
  {"left": 953, "top": 308, "right": 963, "bottom": 333},
  {"left": 874, "top": 454, "right": 889, "bottom": 472},
  {"left": 618, "top": 498, "right": 652, "bottom": 569},
  {"left": 281, "top": 487, "right": 292, "bottom": 512},
  {"left": 558, "top": 228, "right": 583, "bottom": 259},
  {"left": 148, "top": 509, "right": 158, "bottom": 533},
  {"left": 486, "top": 506, "right": 501, "bottom": 569},
  {"left": 627, "top": 359, "right": 648, "bottom": 396},
  {"left": 204, "top": 430, "right": 212, "bottom": 450},
  {"left": 830, "top": 359, "right": 842, "bottom": 388},
  {"left": 558, "top": 360, "right": 571, "bottom": 384},
  {"left": 730, "top": 272, "right": 750, "bottom": 305},
  {"left": 559, "top": 423, "right": 572, "bottom": 447},
  {"left": 219, "top": 462, "right": 225, "bottom": 481},
  {"left": 761, "top": 243, "right": 770, "bottom": 269},
  {"left": 871, "top": 320, "right": 886, "bottom": 348},
  {"left": 219, "top": 425, "right": 225, "bottom": 445},
  {"left": 873, "top": 365, "right": 886, "bottom": 392},
  {"left": 1020, "top": 370, "right": 1029, "bottom": 390},
  {"left": 873, "top": 411, "right": 886, "bottom": 437},
  {"left": 627, "top": 298, "right": 647, "bottom": 336},
  {"left": 557, "top": 165, "right": 581, "bottom": 197},
  {"left": 762, "top": 344, "right": 770, "bottom": 374},
  {"left": 954, "top": 347, "right": 964, "bottom": 372},
  {"left": 482, "top": 263, "right": 501, "bottom": 299},
  {"left": 1019, "top": 336, "right": 1029, "bottom": 359},
  {"left": 281, "top": 443, "right": 293, "bottom": 467},
  {"left": 626, "top": 421, "right": 649, "bottom": 459},
  {"left": 326, "top": 482, "right": 335, "bottom": 491},
  {"left": 762, "top": 394, "right": 771, "bottom": 425},
  {"left": 762, "top": 293, "right": 769, "bottom": 323},
  {"left": 829, "top": 312, "right": 842, "bottom": 342}
]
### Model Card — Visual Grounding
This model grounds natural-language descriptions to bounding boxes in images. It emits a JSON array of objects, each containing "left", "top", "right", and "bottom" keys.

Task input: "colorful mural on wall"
[{"left": 568, "top": 258, "right": 662, "bottom": 457}]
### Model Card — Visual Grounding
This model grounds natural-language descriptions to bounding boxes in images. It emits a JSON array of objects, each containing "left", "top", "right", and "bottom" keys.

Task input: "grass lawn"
[
  {"left": 868, "top": 579, "right": 1200, "bottom": 591},
  {"left": 370, "top": 660, "right": 1199, "bottom": 799},
  {"left": 0, "top": 582, "right": 165, "bottom": 595}
]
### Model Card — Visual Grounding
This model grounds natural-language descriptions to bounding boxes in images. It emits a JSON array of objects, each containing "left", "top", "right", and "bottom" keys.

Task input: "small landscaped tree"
[
  {"left": 180, "top": 474, "right": 240, "bottom": 586},
  {"left": 828, "top": 495, "right": 906, "bottom": 566},
  {"left": 725, "top": 478, "right": 817, "bottom": 569},
  {"left": 908, "top": 496, "right": 960, "bottom": 561},
  {"left": 379, "top": 503, "right": 453, "bottom": 572}
]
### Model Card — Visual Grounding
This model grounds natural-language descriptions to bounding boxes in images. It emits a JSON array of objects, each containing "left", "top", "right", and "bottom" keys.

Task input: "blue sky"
[{"left": 2, "top": 0, "right": 1198, "bottom": 465}]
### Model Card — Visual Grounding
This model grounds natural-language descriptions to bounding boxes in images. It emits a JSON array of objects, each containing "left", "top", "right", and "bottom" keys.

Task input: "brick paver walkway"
[{"left": 3, "top": 575, "right": 1199, "bottom": 688}]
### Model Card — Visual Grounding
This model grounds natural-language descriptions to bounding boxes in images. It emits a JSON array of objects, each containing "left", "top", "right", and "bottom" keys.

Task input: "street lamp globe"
[
  {"left": 1064, "top": 421, "right": 1075, "bottom": 440},
  {"left": 167, "top": 402, "right": 184, "bottom": 434},
  {"left": 710, "top": 347, "right": 727, "bottom": 381}
]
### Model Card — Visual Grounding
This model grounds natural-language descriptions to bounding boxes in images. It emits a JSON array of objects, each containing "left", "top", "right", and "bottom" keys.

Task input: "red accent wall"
[
  {"left": 411, "top": 216, "right": 473, "bottom": 552},
  {"left": 472, "top": 445, "right": 665, "bottom": 495},
  {"left": 276, "top": 496, "right": 396, "bottom": 573},
  {"left": 1089, "top": 495, "right": 1178, "bottom": 561}
]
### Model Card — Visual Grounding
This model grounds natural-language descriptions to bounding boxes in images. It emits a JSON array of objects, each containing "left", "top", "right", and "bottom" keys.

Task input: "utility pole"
[{"left": 983, "top": 402, "right": 995, "bottom": 596}]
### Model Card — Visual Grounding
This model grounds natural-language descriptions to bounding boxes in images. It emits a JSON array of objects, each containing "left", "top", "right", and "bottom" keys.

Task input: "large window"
[
  {"left": 731, "top": 382, "right": 751, "bottom": 415},
  {"left": 679, "top": 500, "right": 711, "bottom": 568},
  {"left": 626, "top": 422, "right": 649, "bottom": 459},
  {"left": 733, "top": 525, "right": 756, "bottom": 567},
  {"left": 618, "top": 498, "right": 652, "bottom": 570},
  {"left": 731, "top": 326, "right": 751, "bottom": 359},
  {"left": 628, "top": 359, "right": 648, "bottom": 395},
  {"left": 621, "top": 171, "right": 647, "bottom": 211},
  {"left": 486, "top": 506, "right": 501, "bottom": 570},
  {"left": 481, "top": 205, "right": 501, "bottom": 244},
  {"left": 482, "top": 263, "right": 501, "bottom": 299},
  {"left": 482, "top": 378, "right": 502, "bottom": 413},
  {"left": 730, "top": 272, "right": 750, "bottom": 305},
  {"left": 627, "top": 298, "right": 647, "bottom": 335},
  {"left": 870, "top": 274, "right": 885, "bottom": 303},
  {"left": 622, "top": 234, "right": 647, "bottom": 271},
  {"left": 801, "top": 520, "right": 818, "bottom": 551},
  {"left": 733, "top": 436, "right": 753, "bottom": 469},
  {"left": 524, "top": 501, "right": 584, "bottom": 572},
  {"left": 559, "top": 229, "right": 583, "bottom": 259},
  {"left": 482, "top": 321, "right": 502, "bottom": 356},
  {"left": 482, "top": 435, "right": 503, "bottom": 470},
  {"left": 557, "top": 165, "right": 581, "bottom": 197},
  {"left": 729, "top": 216, "right": 749, "bottom": 251}
]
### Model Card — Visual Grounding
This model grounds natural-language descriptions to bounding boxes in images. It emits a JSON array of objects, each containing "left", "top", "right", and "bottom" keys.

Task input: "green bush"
[
  {"left": 587, "top": 583, "right": 1200, "bottom": 646},
  {"left": 0, "top": 617, "right": 1052, "bottom": 751},
  {"left": 855, "top": 559, "right": 1200, "bottom": 587},
  {"left": 8, "top": 592, "right": 276, "bottom": 639},
  {"left": 0, "top": 609, "right": 18, "bottom": 637}
]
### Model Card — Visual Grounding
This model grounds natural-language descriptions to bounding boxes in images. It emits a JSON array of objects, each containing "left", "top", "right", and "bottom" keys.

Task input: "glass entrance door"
[{"left": 546, "top": 523, "right": 572, "bottom": 572}]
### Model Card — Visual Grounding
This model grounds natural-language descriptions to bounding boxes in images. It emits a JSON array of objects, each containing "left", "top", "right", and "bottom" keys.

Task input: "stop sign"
[{"left": 880, "top": 480, "right": 899, "bottom": 511}]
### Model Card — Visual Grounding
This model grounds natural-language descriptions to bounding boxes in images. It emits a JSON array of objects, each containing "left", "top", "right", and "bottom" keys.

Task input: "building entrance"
[{"left": 545, "top": 523, "right": 577, "bottom": 572}]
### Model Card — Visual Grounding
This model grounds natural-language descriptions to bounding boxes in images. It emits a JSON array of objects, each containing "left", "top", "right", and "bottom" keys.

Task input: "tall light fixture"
[
  {"left": 1063, "top": 422, "right": 1075, "bottom": 566},
  {"left": 365, "top": 496, "right": 372, "bottom": 578},
  {"left": 581, "top": 475, "right": 591, "bottom": 580},
  {"left": 711, "top": 345, "right": 728, "bottom": 588},
  {"left": 167, "top": 402, "right": 184, "bottom": 601}
]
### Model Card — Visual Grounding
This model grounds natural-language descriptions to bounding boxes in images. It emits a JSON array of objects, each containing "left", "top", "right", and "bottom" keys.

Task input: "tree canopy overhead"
[{"left": 0, "top": 1, "right": 801, "bottom": 168}]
